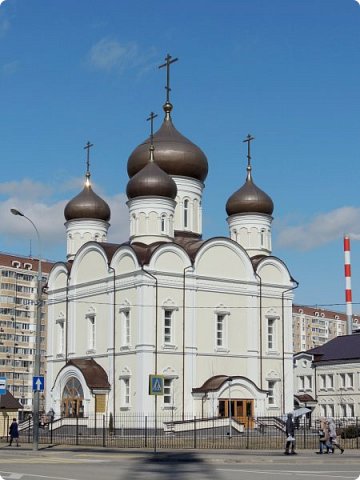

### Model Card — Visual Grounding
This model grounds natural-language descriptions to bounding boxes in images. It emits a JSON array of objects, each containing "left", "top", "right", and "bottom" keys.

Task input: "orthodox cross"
[
  {"left": 158, "top": 53, "right": 178, "bottom": 103},
  {"left": 84, "top": 141, "right": 94, "bottom": 176},
  {"left": 147, "top": 112, "right": 158, "bottom": 146},
  {"left": 243, "top": 134, "right": 255, "bottom": 168}
]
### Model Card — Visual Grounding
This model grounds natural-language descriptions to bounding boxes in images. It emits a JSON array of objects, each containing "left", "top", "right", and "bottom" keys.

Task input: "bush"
[
  {"left": 109, "top": 412, "right": 114, "bottom": 434},
  {"left": 340, "top": 425, "right": 360, "bottom": 439}
]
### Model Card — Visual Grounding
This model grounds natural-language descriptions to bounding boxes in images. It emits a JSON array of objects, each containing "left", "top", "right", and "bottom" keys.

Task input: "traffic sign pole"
[{"left": 148, "top": 374, "right": 164, "bottom": 454}]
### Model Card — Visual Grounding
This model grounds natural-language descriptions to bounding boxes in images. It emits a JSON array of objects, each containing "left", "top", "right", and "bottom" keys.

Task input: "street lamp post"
[{"left": 11, "top": 208, "right": 42, "bottom": 451}]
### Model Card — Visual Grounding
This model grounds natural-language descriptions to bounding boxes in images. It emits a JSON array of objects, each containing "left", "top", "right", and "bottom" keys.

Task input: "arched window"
[
  {"left": 260, "top": 229, "right": 265, "bottom": 247},
  {"left": 183, "top": 199, "right": 189, "bottom": 229},
  {"left": 62, "top": 377, "right": 84, "bottom": 418},
  {"left": 161, "top": 215, "right": 166, "bottom": 233}
]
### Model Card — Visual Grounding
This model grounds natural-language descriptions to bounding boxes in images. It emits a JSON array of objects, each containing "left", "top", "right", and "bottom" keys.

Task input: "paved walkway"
[{"left": 0, "top": 442, "right": 358, "bottom": 463}]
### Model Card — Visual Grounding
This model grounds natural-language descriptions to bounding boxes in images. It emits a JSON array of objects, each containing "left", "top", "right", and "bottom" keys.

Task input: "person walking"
[
  {"left": 327, "top": 417, "right": 344, "bottom": 454},
  {"left": 284, "top": 412, "right": 297, "bottom": 455},
  {"left": 8, "top": 418, "right": 20, "bottom": 447},
  {"left": 316, "top": 417, "right": 331, "bottom": 454}
]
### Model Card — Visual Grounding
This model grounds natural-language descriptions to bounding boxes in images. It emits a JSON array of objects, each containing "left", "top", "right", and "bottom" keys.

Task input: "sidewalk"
[{"left": 0, "top": 442, "right": 358, "bottom": 463}]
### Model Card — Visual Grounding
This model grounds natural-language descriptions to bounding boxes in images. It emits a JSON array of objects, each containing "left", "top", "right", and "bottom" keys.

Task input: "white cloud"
[
  {"left": 3, "top": 197, "right": 67, "bottom": 256},
  {"left": 276, "top": 206, "right": 360, "bottom": 251},
  {"left": 0, "top": 179, "right": 53, "bottom": 200},
  {"left": 0, "top": 179, "right": 130, "bottom": 261},
  {"left": 87, "top": 38, "right": 156, "bottom": 74},
  {"left": 0, "top": 1, "right": 7, "bottom": 7}
]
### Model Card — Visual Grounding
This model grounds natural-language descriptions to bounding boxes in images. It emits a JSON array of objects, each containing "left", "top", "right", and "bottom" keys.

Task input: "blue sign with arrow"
[{"left": 33, "top": 376, "right": 44, "bottom": 392}]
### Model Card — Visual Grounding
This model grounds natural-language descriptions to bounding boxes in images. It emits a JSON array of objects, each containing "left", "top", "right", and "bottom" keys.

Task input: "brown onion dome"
[
  {"left": 126, "top": 146, "right": 177, "bottom": 200},
  {"left": 226, "top": 167, "right": 274, "bottom": 217},
  {"left": 127, "top": 102, "right": 208, "bottom": 182},
  {"left": 64, "top": 177, "right": 111, "bottom": 222}
]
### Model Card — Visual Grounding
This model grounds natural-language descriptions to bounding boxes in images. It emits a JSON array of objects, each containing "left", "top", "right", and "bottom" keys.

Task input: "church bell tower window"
[
  {"left": 183, "top": 199, "right": 189, "bottom": 229},
  {"left": 161, "top": 215, "right": 166, "bottom": 233}
]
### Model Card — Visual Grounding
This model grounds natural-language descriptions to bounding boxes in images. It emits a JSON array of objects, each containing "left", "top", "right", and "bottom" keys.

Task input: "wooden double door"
[
  {"left": 62, "top": 398, "right": 84, "bottom": 418},
  {"left": 62, "top": 377, "right": 85, "bottom": 418},
  {"left": 219, "top": 399, "right": 254, "bottom": 427}
]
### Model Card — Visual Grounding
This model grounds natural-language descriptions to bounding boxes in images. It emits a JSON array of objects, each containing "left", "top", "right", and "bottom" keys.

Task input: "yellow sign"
[{"left": 95, "top": 394, "right": 106, "bottom": 413}]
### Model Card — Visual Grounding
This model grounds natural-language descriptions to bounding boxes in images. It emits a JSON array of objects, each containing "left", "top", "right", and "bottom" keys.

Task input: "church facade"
[{"left": 45, "top": 66, "right": 297, "bottom": 422}]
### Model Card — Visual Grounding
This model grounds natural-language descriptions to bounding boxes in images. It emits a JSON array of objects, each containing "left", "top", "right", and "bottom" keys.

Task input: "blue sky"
[{"left": 1, "top": 0, "right": 360, "bottom": 310}]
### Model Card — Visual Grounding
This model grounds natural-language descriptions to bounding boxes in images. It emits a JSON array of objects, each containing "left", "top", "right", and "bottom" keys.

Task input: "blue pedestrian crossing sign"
[
  {"left": 149, "top": 375, "right": 164, "bottom": 395},
  {"left": 0, "top": 377, "right": 7, "bottom": 395},
  {"left": 33, "top": 376, "right": 45, "bottom": 392}
]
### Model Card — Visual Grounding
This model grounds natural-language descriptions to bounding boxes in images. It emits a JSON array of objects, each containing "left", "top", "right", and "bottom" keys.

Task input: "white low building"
[
  {"left": 45, "top": 76, "right": 297, "bottom": 422},
  {"left": 294, "top": 334, "right": 360, "bottom": 417}
]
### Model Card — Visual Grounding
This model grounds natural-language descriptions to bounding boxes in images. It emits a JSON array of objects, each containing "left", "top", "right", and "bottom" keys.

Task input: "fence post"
[
  {"left": 6, "top": 416, "right": 9, "bottom": 444},
  {"left": 28, "top": 416, "right": 31, "bottom": 443},
  {"left": 94, "top": 413, "right": 97, "bottom": 436},
  {"left": 246, "top": 416, "right": 250, "bottom": 449},
  {"left": 76, "top": 414, "right": 79, "bottom": 446},
  {"left": 357, "top": 416, "right": 359, "bottom": 450},
  {"left": 303, "top": 415, "right": 306, "bottom": 449},
  {"left": 103, "top": 415, "right": 106, "bottom": 447},
  {"left": 50, "top": 416, "right": 53, "bottom": 444},
  {"left": 194, "top": 416, "right": 197, "bottom": 449},
  {"left": 145, "top": 416, "right": 147, "bottom": 448}
]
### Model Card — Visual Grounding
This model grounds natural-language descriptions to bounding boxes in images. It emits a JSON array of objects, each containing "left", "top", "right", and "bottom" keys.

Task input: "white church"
[{"left": 46, "top": 60, "right": 297, "bottom": 423}]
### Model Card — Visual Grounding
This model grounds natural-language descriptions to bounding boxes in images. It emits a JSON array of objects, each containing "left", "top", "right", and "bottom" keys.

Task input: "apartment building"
[
  {"left": 0, "top": 253, "right": 54, "bottom": 418},
  {"left": 292, "top": 304, "right": 360, "bottom": 353}
]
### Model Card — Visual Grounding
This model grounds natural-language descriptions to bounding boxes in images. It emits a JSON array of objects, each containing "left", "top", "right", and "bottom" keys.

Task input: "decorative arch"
[
  {"left": 70, "top": 242, "right": 110, "bottom": 286},
  {"left": 111, "top": 246, "right": 141, "bottom": 274},
  {"left": 194, "top": 238, "right": 255, "bottom": 281},
  {"left": 265, "top": 369, "right": 281, "bottom": 381},
  {"left": 47, "top": 263, "right": 69, "bottom": 291},
  {"left": 162, "top": 298, "right": 179, "bottom": 311},
  {"left": 51, "top": 365, "right": 91, "bottom": 418},
  {"left": 119, "top": 366, "right": 132, "bottom": 379},
  {"left": 162, "top": 366, "right": 179, "bottom": 378},
  {"left": 255, "top": 256, "right": 294, "bottom": 286},
  {"left": 148, "top": 243, "right": 191, "bottom": 272}
]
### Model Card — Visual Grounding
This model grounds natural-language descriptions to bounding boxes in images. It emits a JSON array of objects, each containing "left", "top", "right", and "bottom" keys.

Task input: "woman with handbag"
[{"left": 316, "top": 418, "right": 331, "bottom": 454}]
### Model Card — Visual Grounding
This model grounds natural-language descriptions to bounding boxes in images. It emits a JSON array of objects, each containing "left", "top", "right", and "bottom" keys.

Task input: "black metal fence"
[{"left": 17, "top": 414, "right": 360, "bottom": 450}]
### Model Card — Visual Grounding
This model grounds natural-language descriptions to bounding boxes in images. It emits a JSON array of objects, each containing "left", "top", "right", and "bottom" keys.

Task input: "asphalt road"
[{"left": 0, "top": 445, "right": 358, "bottom": 480}]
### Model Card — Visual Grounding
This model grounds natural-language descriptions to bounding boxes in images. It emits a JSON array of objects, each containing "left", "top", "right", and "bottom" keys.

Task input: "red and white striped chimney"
[{"left": 344, "top": 234, "right": 353, "bottom": 335}]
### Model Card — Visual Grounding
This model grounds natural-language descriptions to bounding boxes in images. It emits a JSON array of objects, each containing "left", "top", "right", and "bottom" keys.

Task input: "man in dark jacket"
[
  {"left": 284, "top": 413, "right": 296, "bottom": 455},
  {"left": 9, "top": 418, "right": 20, "bottom": 447}
]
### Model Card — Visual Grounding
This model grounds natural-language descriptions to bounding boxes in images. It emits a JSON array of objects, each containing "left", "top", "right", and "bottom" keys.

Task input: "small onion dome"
[
  {"left": 226, "top": 168, "right": 274, "bottom": 216},
  {"left": 127, "top": 102, "right": 208, "bottom": 182},
  {"left": 64, "top": 180, "right": 111, "bottom": 221},
  {"left": 126, "top": 147, "right": 177, "bottom": 200}
]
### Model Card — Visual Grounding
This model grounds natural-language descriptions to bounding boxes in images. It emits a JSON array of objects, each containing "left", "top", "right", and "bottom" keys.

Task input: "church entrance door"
[
  {"left": 61, "top": 377, "right": 85, "bottom": 418},
  {"left": 219, "top": 399, "right": 254, "bottom": 428}
]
